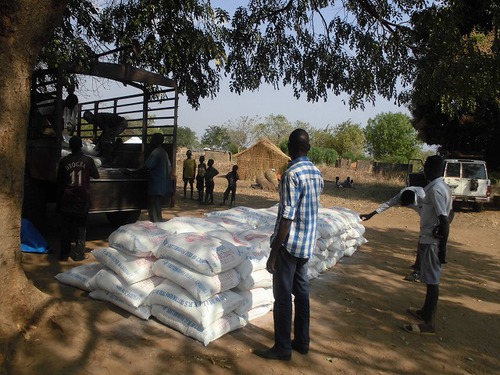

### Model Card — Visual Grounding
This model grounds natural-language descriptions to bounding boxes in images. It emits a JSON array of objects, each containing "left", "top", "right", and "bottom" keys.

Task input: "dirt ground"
[{"left": 14, "top": 171, "right": 500, "bottom": 375}]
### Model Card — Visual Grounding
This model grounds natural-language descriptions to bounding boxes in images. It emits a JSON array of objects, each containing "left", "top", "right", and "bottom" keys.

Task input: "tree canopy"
[
  {"left": 365, "top": 112, "right": 422, "bottom": 163},
  {"left": 37, "top": 1, "right": 429, "bottom": 108},
  {"left": 409, "top": 0, "right": 500, "bottom": 167},
  {"left": 34, "top": 1, "right": 499, "bottom": 169},
  {"left": 177, "top": 126, "right": 199, "bottom": 149}
]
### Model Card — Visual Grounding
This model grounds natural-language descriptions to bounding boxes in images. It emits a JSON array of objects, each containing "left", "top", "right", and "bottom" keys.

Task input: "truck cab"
[{"left": 24, "top": 61, "right": 178, "bottom": 226}]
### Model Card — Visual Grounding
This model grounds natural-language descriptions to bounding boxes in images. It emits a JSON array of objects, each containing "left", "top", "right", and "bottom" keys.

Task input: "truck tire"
[{"left": 105, "top": 210, "right": 141, "bottom": 226}]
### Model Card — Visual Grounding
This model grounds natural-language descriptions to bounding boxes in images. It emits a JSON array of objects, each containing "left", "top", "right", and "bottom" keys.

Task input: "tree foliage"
[
  {"left": 329, "top": 121, "right": 366, "bottom": 159},
  {"left": 200, "top": 125, "right": 230, "bottom": 149},
  {"left": 223, "top": 115, "right": 260, "bottom": 152},
  {"left": 177, "top": 126, "right": 199, "bottom": 149},
  {"left": 253, "top": 114, "right": 293, "bottom": 145},
  {"left": 365, "top": 112, "right": 422, "bottom": 163},
  {"left": 36, "top": 1, "right": 439, "bottom": 111},
  {"left": 409, "top": 0, "right": 500, "bottom": 168}
]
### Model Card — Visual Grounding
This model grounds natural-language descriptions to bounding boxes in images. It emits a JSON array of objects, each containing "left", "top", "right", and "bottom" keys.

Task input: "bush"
[{"left": 309, "top": 146, "right": 338, "bottom": 166}]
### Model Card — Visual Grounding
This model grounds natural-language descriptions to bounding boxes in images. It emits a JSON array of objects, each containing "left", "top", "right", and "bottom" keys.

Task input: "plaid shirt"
[{"left": 271, "top": 156, "right": 324, "bottom": 258}]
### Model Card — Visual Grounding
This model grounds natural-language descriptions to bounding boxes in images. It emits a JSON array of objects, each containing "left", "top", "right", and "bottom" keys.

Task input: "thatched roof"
[
  {"left": 235, "top": 138, "right": 288, "bottom": 159},
  {"left": 234, "top": 138, "right": 290, "bottom": 181}
]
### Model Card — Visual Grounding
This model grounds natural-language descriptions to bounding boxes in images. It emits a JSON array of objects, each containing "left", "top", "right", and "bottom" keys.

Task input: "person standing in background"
[
  {"left": 144, "top": 133, "right": 172, "bottom": 222},
  {"left": 204, "top": 159, "right": 219, "bottom": 205},
  {"left": 196, "top": 155, "right": 207, "bottom": 204},
  {"left": 57, "top": 136, "right": 100, "bottom": 261},
  {"left": 63, "top": 84, "right": 79, "bottom": 135},
  {"left": 404, "top": 155, "right": 452, "bottom": 335},
  {"left": 222, "top": 165, "right": 239, "bottom": 207},
  {"left": 182, "top": 149, "right": 196, "bottom": 199},
  {"left": 254, "top": 129, "right": 323, "bottom": 361}
]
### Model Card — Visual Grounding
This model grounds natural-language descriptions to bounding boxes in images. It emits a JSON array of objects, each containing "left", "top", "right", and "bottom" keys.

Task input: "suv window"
[
  {"left": 463, "top": 163, "right": 486, "bottom": 179},
  {"left": 446, "top": 163, "right": 461, "bottom": 178}
]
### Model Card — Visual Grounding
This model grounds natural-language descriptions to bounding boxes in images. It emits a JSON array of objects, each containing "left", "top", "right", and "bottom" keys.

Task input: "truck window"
[
  {"left": 445, "top": 163, "right": 461, "bottom": 178},
  {"left": 463, "top": 164, "right": 486, "bottom": 179}
]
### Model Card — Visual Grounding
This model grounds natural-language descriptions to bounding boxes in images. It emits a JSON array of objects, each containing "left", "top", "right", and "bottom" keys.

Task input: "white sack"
[
  {"left": 157, "top": 217, "right": 224, "bottom": 234},
  {"left": 89, "top": 268, "right": 162, "bottom": 307},
  {"left": 92, "top": 247, "right": 156, "bottom": 284},
  {"left": 155, "top": 232, "right": 245, "bottom": 276},
  {"left": 239, "top": 304, "right": 273, "bottom": 323},
  {"left": 54, "top": 262, "right": 104, "bottom": 291},
  {"left": 151, "top": 306, "right": 245, "bottom": 346},
  {"left": 234, "top": 287, "right": 274, "bottom": 316},
  {"left": 237, "top": 229, "right": 272, "bottom": 252},
  {"left": 205, "top": 206, "right": 275, "bottom": 228},
  {"left": 234, "top": 268, "right": 272, "bottom": 291},
  {"left": 146, "top": 279, "right": 243, "bottom": 327},
  {"left": 89, "top": 289, "right": 151, "bottom": 320},
  {"left": 152, "top": 258, "right": 240, "bottom": 302},
  {"left": 108, "top": 221, "right": 172, "bottom": 257},
  {"left": 204, "top": 217, "right": 254, "bottom": 232}
]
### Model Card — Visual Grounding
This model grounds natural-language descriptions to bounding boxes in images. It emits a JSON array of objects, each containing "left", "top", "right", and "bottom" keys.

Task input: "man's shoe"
[
  {"left": 404, "top": 271, "right": 420, "bottom": 282},
  {"left": 291, "top": 340, "right": 309, "bottom": 355},
  {"left": 72, "top": 253, "right": 88, "bottom": 262},
  {"left": 253, "top": 347, "right": 291, "bottom": 361}
]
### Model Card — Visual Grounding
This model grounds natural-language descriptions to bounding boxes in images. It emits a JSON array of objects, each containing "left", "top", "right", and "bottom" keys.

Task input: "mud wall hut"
[{"left": 234, "top": 139, "right": 290, "bottom": 181}]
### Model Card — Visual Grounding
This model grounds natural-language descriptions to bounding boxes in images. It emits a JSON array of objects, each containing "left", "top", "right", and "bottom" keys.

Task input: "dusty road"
[{"left": 14, "top": 177, "right": 500, "bottom": 375}]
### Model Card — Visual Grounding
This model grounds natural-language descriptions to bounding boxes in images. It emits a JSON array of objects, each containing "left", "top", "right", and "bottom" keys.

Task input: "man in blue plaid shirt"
[{"left": 255, "top": 128, "right": 324, "bottom": 361}]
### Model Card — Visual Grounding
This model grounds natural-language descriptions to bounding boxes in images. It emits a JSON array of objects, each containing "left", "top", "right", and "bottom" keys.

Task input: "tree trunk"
[{"left": 0, "top": 0, "right": 69, "bottom": 366}]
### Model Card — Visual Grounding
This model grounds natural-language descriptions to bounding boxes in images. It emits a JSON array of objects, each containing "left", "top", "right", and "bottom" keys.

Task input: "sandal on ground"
[
  {"left": 403, "top": 323, "right": 435, "bottom": 336},
  {"left": 407, "top": 307, "right": 424, "bottom": 321}
]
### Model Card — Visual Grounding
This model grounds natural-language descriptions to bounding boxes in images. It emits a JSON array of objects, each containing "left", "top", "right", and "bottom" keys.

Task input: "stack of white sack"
[
  {"left": 87, "top": 221, "right": 173, "bottom": 320},
  {"left": 54, "top": 205, "right": 365, "bottom": 346},
  {"left": 309, "top": 206, "right": 367, "bottom": 279},
  {"left": 204, "top": 208, "right": 278, "bottom": 321},
  {"left": 206, "top": 228, "right": 275, "bottom": 322},
  {"left": 150, "top": 230, "right": 247, "bottom": 345}
]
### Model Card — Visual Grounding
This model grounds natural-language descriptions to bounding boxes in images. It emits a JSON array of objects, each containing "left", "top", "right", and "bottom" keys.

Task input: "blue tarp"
[{"left": 20, "top": 218, "right": 50, "bottom": 253}]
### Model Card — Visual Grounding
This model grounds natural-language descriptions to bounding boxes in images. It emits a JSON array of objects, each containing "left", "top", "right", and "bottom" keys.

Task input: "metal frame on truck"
[{"left": 24, "top": 60, "right": 178, "bottom": 225}]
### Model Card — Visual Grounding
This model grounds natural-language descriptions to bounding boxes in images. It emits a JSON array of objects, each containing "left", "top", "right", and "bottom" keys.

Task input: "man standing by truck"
[
  {"left": 57, "top": 136, "right": 100, "bottom": 261},
  {"left": 144, "top": 133, "right": 172, "bottom": 222}
]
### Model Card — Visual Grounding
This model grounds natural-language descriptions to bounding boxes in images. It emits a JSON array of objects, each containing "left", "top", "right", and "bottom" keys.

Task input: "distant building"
[{"left": 234, "top": 138, "right": 290, "bottom": 181}]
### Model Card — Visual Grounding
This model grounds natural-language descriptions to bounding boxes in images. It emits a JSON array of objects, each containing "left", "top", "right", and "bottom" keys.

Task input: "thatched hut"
[{"left": 234, "top": 139, "right": 290, "bottom": 181}]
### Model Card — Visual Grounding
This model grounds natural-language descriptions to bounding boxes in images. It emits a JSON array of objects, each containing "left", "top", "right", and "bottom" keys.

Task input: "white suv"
[
  {"left": 406, "top": 158, "right": 492, "bottom": 212},
  {"left": 443, "top": 159, "right": 491, "bottom": 211}
]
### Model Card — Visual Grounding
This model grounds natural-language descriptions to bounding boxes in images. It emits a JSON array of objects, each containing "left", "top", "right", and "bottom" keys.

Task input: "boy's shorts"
[
  {"left": 418, "top": 243, "right": 442, "bottom": 284},
  {"left": 196, "top": 176, "right": 204, "bottom": 190}
]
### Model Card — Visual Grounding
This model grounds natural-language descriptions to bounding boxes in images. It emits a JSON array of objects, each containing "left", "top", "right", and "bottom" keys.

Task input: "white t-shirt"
[{"left": 419, "top": 178, "right": 452, "bottom": 245}]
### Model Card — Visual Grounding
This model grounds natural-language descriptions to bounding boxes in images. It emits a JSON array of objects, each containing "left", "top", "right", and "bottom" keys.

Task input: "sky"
[{"left": 177, "top": 79, "right": 409, "bottom": 138}]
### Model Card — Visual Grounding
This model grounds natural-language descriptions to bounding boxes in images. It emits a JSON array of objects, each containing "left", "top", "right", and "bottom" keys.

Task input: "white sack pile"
[{"left": 55, "top": 205, "right": 366, "bottom": 346}]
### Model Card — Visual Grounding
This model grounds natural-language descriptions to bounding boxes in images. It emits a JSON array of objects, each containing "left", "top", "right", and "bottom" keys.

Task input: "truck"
[
  {"left": 23, "top": 60, "right": 178, "bottom": 226},
  {"left": 406, "top": 157, "right": 491, "bottom": 212}
]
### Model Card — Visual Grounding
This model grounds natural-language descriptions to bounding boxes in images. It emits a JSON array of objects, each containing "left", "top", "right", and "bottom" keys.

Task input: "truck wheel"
[
  {"left": 472, "top": 202, "right": 483, "bottom": 212},
  {"left": 105, "top": 210, "right": 141, "bottom": 226}
]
